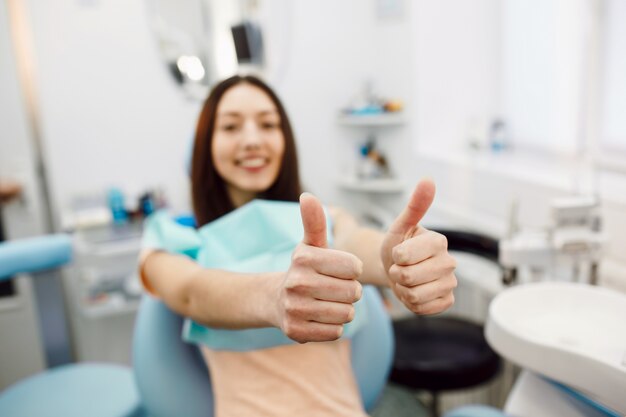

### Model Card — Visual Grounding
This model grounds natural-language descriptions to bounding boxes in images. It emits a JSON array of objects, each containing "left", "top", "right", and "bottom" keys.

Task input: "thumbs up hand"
[
  {"left": 381, "top": 179, "right": 457, "bottom": 315},
  {"left": 276, "top": 193, "right": 363, "bottom": 343}
]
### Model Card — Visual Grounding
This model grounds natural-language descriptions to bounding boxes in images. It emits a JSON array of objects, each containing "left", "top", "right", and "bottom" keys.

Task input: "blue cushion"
[
  {"left": 0, "top": 234, "right": 72, "bottom": 280},
  {"left": 0, "top": 364, "right": 142, "bottom": 417},
  {"left": 133, "top": 297, "right": 214, "bottom": 417},
  {"left": 353, "top": 286, "right": 394, "bottom": 411}
]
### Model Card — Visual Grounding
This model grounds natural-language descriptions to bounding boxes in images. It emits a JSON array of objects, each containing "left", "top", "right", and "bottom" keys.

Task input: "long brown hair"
[{"left": 191, "top": 75, "right": 302, "bottom": 227}]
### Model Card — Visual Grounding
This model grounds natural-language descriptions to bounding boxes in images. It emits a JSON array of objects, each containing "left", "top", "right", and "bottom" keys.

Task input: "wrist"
[{"left": 255, "top": 272, "right": 283, "bottom": 329}]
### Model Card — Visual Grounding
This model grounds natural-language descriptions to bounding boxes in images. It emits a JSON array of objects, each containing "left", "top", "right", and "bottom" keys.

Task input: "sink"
[{"left": 485, "top": 282, "right": 626, "bottom": 414}]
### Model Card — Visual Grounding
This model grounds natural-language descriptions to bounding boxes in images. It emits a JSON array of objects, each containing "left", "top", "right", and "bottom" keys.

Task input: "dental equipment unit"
[{"left": 499, "top": 196, "right": 603, "bottom": 285}]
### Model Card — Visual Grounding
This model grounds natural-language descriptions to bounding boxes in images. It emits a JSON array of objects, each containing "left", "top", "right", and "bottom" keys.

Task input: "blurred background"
[{"left": 1, "top": 0, "right": 625, "bottom": 415}]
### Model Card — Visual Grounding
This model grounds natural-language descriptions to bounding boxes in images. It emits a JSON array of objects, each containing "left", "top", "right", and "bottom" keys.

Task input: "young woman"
[{"left": 140, "top": 75, "right": 457, "bottom": 417}]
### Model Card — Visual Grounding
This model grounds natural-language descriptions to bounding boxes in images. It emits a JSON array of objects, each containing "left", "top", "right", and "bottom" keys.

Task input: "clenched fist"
[
  {"left": 381, "top": 179, "right": 457, "bottom": 315},
  {"left": 277, "top": 193, "right": 363, "bottom": 343}
]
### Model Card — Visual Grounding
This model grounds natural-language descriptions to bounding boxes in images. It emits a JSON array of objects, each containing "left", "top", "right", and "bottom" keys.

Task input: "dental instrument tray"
[{"left": 485, "top": 282, "right": 626, "bottom": 414}]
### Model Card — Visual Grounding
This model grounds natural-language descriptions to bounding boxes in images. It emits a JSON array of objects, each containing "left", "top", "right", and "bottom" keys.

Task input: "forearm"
[
  {"left": 330, "top": 207, "right": 389, "bottom": 286},
  {"left": 141, "top": 251, "right": 281, "bottom": 329},
  {"left": 334, "top": 226, "right": 388, "bottom": 286}
]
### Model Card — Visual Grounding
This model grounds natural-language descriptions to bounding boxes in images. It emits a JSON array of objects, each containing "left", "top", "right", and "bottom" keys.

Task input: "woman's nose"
[{"left": 241, "top": 120, "right": 262, "bottom": 148}]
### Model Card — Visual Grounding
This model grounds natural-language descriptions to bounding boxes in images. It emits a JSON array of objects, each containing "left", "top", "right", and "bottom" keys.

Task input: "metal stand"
[{"left": 430, "top": 391, "right": 440, "bottom": 417}]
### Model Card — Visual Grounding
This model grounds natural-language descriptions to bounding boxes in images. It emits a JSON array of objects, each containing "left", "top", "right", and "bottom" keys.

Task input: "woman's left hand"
[{"left": 380, "top": 179, "right": 457, "bottom": 315}]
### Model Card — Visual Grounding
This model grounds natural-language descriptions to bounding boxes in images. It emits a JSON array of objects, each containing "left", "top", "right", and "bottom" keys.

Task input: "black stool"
[
  {"left": 390, "top": 316, "right": 501, "bottom": 416},
  {"left": 389, "top": 229, "right": 502, "bottom": 417}
]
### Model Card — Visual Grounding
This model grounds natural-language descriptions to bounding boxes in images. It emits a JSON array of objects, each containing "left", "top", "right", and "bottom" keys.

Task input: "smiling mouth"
[{"left": 237, "top": 157, "right": 268, "bottom": 169}]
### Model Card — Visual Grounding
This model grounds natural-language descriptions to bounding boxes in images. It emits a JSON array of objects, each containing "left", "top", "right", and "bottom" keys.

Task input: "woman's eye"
[
  {"left": 261, "top": 122, "right": 279, "bottom": 130},
  {"left": 221, "top": 124, "right": 239, "bottom": 132}
]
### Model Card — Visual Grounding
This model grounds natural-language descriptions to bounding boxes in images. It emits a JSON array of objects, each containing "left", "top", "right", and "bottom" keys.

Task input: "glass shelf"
[
  {"left": 336, "top": 113, "right": 405, "bottom": 127},
  {"left": 336, "top": 177, "right": 404, "bottom": 193}
]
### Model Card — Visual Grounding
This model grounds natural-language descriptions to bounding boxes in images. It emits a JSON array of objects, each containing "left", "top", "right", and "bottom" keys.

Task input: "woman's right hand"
[{"left": 273, "top": 193, "right": 363, "bottom": 343}]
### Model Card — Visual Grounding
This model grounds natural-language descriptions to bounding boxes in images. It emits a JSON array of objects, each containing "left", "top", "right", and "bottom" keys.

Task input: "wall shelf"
[
  {"left": 337, "top": 176, "right": 404, "bottom": 193},
  {"left": 337, "top": 113, "right": 405, "bottom": 127}
]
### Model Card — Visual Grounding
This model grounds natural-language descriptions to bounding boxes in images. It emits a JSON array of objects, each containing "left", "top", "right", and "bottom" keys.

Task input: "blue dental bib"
[{"left": 142, "top": 199, "right": 367, "bottom": 351}]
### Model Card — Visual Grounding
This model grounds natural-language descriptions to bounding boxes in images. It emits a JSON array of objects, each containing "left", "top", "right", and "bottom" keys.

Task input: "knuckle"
[
  {"left": 412, "top": 301, "right": 424, "bottom": 315},
  {"left": 449, "top": 274, "right": 458, "bottom": 289},
  {"left": 408, "top": 290, "right": 421, "bottom": 306},
  {"left": 284, "top": 285, "right": 300, "bottom": 298},
  {"left": 399, "top": 268, "right": 412, "bottom": 285},
  {"left": 285, "top": 322, "right": 309, "bottom": 344},
  {"left": 283, "top": 299, "right": 298, "bottom": 316},
  {"left": 433, "top": 232, "right": 448, "bottom": 250},
  {"left": 321, "top": 326, "right": 341, "bottom": 342},
  {"left": 282, "top": 320, "right": 296, "bottom": 338},
  {"left": 447, "top": 293, "right": 455, "bottom": 308},
  {"left": 430, "top": 231, "right": 448, "bottom": 251},
  {"left": 345, "top": 306, "right": 355, "bottom": 323},
  {"left": 391, "top": 283, "right": 402, "bottom": 299},
  {"left": 388, "top": 264, "right": 401, "bottom": 282},
  {"left": 353, "top": 257, "right": 364, "bottom": 277},
  {"left": 392, "top": 246, "right": 406, "bottom": 264},
  {"left": 423, "top": 305, "right": 438, "bottom": 315},
  {"left": 285, "top": 274, "right": 306, "bottom": 294},
  {"left": 334, "top": 325, "right": 344, "bottom": 340},
  {"left": 292, "top": 250, "right": 312, "bottom": 267},
  {"left": 448, "top": 255, "right": 458, "bottom": 271},
  {"left": 353, "top": 282, "right": 363, "bottom": 301}
]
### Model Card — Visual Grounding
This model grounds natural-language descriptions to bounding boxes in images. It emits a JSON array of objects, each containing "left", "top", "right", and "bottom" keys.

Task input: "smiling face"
[{"left": 211, "top": 83, "right": 286, "bottom": 207}]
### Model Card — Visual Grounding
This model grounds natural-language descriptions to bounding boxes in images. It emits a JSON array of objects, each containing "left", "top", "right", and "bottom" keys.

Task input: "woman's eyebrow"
[
  {"left": 256, "top": 110, "right": 279, "bottom": 117},
  {"left": 217, "top": 111, "right": 243, "bottom": 118}
]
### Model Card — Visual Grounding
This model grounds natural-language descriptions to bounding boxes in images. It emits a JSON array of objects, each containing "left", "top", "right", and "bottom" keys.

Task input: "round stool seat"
[
  {"left": 0, "top": 363, "right": 142, "bottom": 417},
  {"left": 390, "top": 316, "right": 500, "bottom": 391}
]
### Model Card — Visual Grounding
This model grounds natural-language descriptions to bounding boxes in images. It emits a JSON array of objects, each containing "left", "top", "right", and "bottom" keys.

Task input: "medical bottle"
[
  {"left": 357, "top": 142, "right": 377, "bottom": 179},
  {"left": 107, "top": 188, "right": 128, "bottom": 224},
  {"left": 490, "top": 118, "right": 509, "bottom": 152}
]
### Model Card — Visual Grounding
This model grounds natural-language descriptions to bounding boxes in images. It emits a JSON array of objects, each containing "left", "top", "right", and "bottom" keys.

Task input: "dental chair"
[
  {"left": 444, "top": 282, "right": 626, "bottom": 417},
  {"left": 0, "top": 231, "right": 395, "bottom": 416},
  {"left": 0, "top": 234, "right": 142, "bottom": 417}
]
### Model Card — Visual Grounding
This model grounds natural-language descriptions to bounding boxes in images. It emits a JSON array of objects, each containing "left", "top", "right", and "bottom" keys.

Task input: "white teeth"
[{"left": 239, "top": 158, "right": 266, "bottom": 168}]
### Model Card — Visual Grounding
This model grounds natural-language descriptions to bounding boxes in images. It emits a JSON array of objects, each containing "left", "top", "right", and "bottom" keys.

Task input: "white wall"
[
  {"left": 601, "top": 0, "right": 626, "bottom": 151},
  {"left": 0, "top": 0, "right": 48, "bottom": 238},
  {"left": 24, "top": 0, "right": 200, "bottom": 224},
  {"left": 410, "top": 0, "right": 501, "bottom": 155},
  {"left": 501, "top": 0, "right": 587, "bottom": 154}
]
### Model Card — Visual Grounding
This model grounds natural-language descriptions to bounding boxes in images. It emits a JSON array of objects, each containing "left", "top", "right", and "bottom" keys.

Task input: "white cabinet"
[
  {"left": 64, "top": 223, "right": 143, "bottom": 365},
  {"left": 0, "top": 276, "right": 46, "bottom": 390}
]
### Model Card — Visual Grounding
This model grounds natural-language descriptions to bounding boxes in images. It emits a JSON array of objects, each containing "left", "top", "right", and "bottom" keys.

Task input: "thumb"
[
  {"left": 389, "top": 178, "right": 436, "bottom": 236},
  {"left": 299, "top": 192, "right": 328, "bottom": 248}
]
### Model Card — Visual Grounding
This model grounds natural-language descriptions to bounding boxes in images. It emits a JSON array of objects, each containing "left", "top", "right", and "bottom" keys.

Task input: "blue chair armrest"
[{"left": 0, "top": 234, "right": 73, "bottom": 280}]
